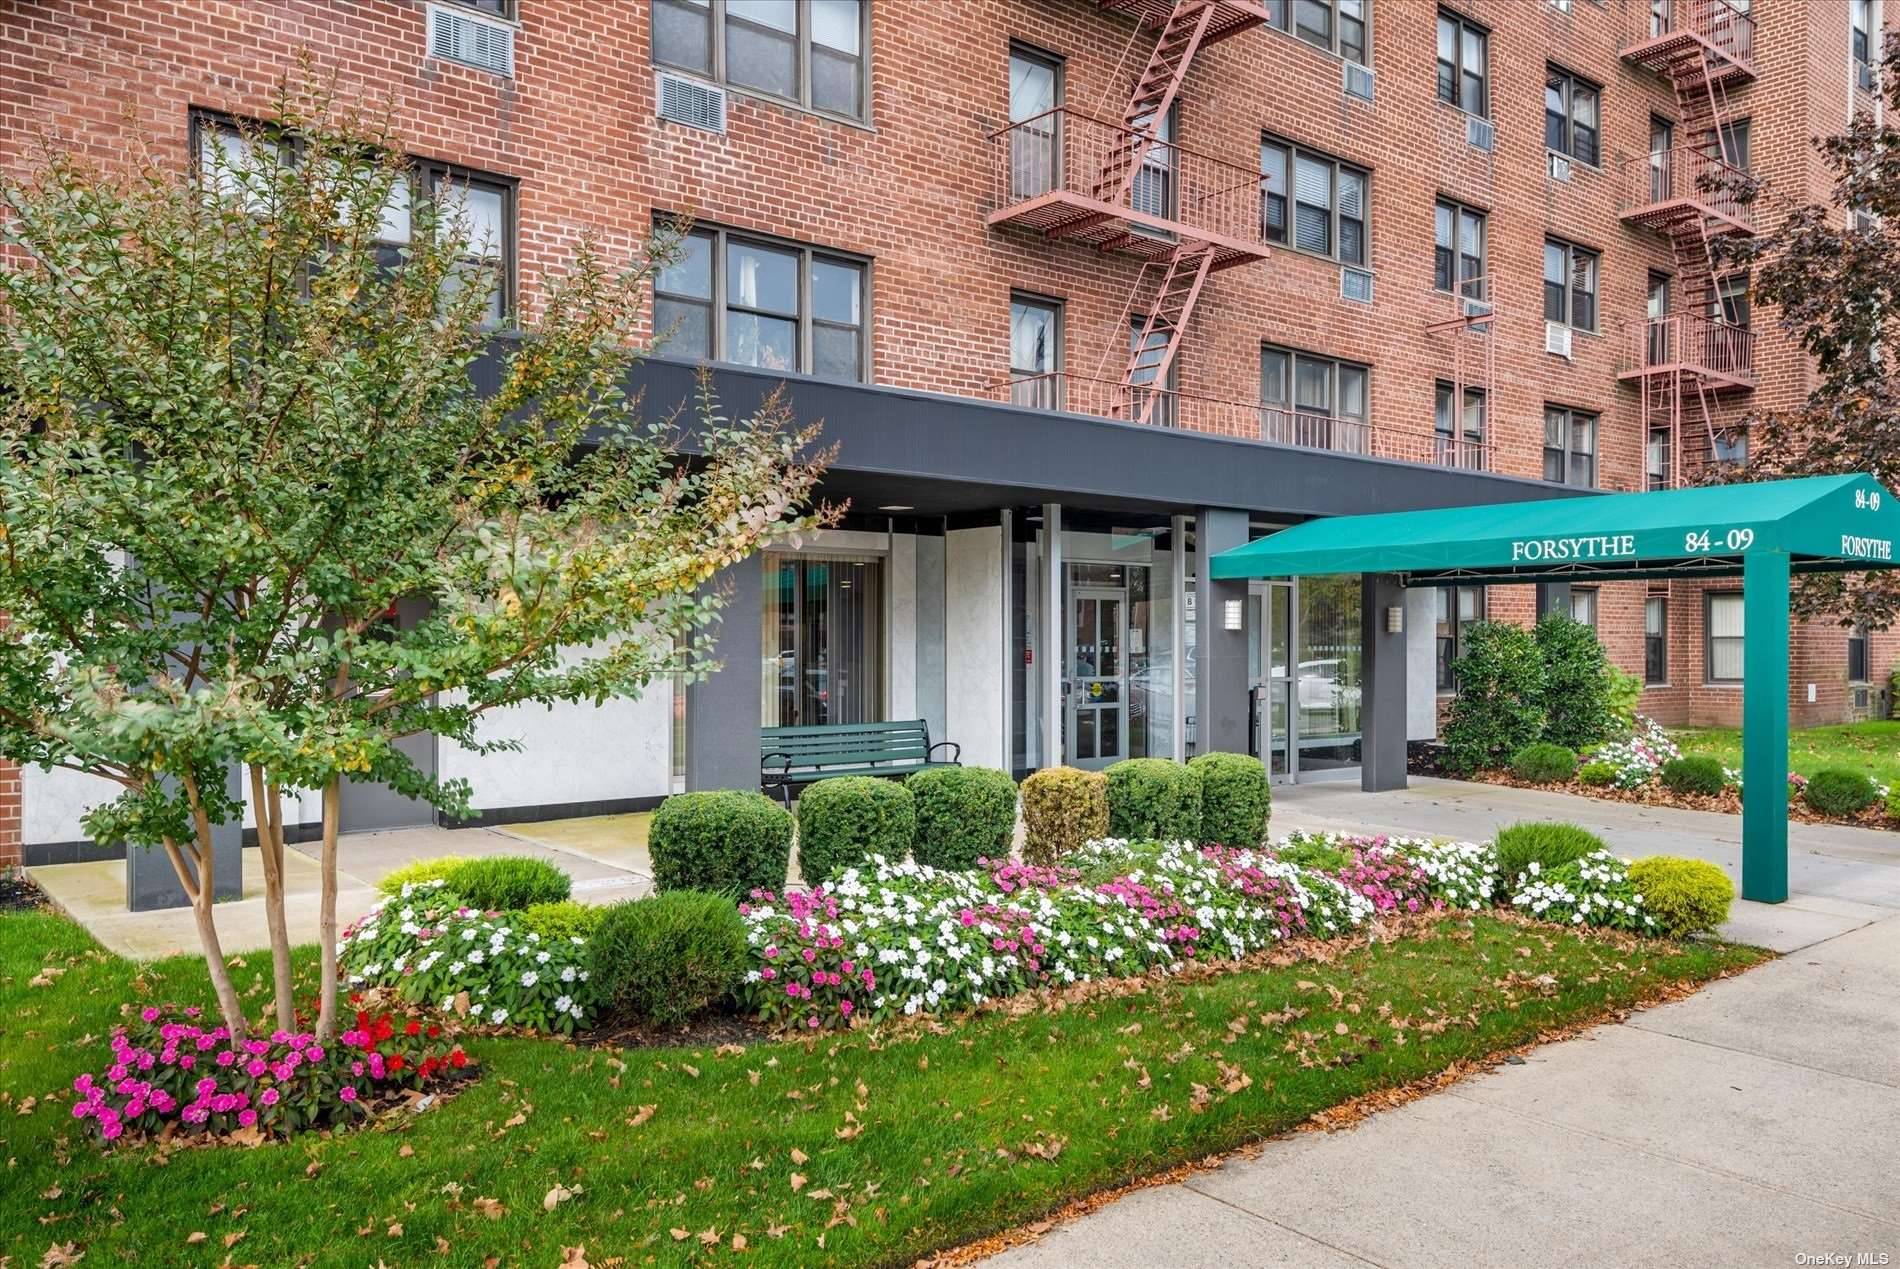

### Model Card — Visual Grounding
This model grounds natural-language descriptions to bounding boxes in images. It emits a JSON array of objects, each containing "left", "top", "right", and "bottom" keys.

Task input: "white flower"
[
  {"left": 555, "top": 995, "right": 573, "bottom": 1013},
  {"left": 535, "top": 950, "right": 551, "bottom": 964},
  {"left": 520, "top": 970, "right": 539, "bottom": 987},
  {"left": 489, "top": 1007, "right": 509, "bottom": 1024}
]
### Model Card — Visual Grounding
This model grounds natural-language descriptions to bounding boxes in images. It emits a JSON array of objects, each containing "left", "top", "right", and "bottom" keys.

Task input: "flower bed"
[{"left": 1508, "top": 850, "right": 1656, "bottom": 933}]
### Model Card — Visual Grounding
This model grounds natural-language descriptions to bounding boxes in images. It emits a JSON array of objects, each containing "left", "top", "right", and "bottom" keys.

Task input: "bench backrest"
[{"left": 761, "top": 720, "right": 934, "bottom": 769}]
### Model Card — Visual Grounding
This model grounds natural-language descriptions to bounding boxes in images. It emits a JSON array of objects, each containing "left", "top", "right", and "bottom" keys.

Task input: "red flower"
[
  {"left": 448, "top": 1050, "right": 468, "bottom": 1069},
  {"left": 404, "top": 1020, "right": 421, "bottom": 1037},
  {"left": 387, "top": 1054, "right": 405, "bottom": 1072},
  {"left": 426, "top": 1025, "right": 441, "bottom": 1039}
]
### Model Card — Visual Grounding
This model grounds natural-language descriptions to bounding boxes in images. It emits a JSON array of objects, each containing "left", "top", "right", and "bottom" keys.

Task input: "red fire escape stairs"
[{"left": 1118, "top": 242, "right": 1217, "bottom": 425}]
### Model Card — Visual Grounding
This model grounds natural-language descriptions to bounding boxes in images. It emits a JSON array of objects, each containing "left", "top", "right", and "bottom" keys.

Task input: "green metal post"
[{"left": 1741, "top": 548, "right": 1790, "bottom": 903}]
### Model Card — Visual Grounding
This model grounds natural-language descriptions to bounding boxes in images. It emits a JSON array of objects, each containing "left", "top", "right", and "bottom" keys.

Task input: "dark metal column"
[
  {"left": 1359, "top": 573, "right": 1409, "bottom": 793},
  {"left": 687, "top": 553, "right": 765, "bottom": 793},
  {"left": 1195, "top": 508, "right": 1251, "bottom": 757}
]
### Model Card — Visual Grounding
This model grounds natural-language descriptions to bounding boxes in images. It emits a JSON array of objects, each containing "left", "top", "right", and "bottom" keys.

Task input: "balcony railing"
[
  {"left": 988, "top": 372, "right": 1492, "bottom": 471},
  {"left": 1616, "top": 313, "right": 1755, "bottom": 388},
  {"left": 1619, "top": 145, "right": 1755, "bottom": 234},
  {"left": 986, "top": 108, "right": 1269, "bottom": 268},
  {"left": 1624, "top": 0, "right": 1755, "bottom": 80}
]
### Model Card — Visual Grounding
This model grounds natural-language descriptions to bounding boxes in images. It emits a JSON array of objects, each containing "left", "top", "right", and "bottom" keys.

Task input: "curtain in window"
[
  {"left": 1293, "top": 155, "right": 1332, "bottom": 255},
  {"left": 1708, "top": 594, "right": 1745, "bottom": 680}
]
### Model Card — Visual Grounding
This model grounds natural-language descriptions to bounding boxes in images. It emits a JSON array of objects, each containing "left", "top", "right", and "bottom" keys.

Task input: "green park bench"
[{"left": 760, "top": 720, "right": 961, "bottom": 805}]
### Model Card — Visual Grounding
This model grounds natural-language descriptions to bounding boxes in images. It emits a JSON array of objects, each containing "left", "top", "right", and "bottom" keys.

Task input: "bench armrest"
[
  {"left": 760, "top": 751, "right": 796, "bottom": 805},
  {"left": 927, "top": 740, "right": 962, "bottom": 764}
]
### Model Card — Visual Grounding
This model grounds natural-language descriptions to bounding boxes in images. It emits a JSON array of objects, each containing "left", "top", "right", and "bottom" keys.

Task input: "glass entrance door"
[
  {"left": 1067, "top": 586, "right": 1125, "bottom": 769},
  {"left": 1248, "top": 581, "right": 1294, "bottom": 781}
]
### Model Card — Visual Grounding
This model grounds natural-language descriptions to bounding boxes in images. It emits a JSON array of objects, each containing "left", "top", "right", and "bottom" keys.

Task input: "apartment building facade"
[{"left": 0, "top": 0, "right": 1892, "bottom": 862}]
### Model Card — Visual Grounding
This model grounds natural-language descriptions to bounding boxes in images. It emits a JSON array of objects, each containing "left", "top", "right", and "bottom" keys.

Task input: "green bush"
[
  {"left": 1804, "top": 767, "right": 1877, "bottom": 816},
  {"left": 1020, "top": 766, "right": 1109, "bottom": 865},
  {"left": 1510, "top": 742, "right": 1578, "bottom": 785},
  {"left": 795, "top": 776, "right": 916, "bottom": 883},
  {"left": 1888, "top": 783, "right": 1900, "bottom": 821},
  {"left": 1442, "top": 621, "right": 1547, "bottom": 773},
  {"left": 376, "top": 856, "right": 469, "bottom": 897},
  {"left": 442, "top": 856, "right": 571, "bottom": 910},
  {"left": 520, "top": 900, "right": 604, "bottom": 942},
  {"left": 649, "top": 790, "right": 794, "bottom": 897},
  {"left": 1660, "top": 755, "right": 1726, "bottom": 797},
  {"left": 1534, "top": 614, "right": 1616, "bottom": 750},
  {"left": 1628, "top": 856, "right": 1733, "bottom": 938},
  {"left": 1105, "top": 758, "right": 1203, "bottom": 841},
  {"left": 1577, "top": 760, "right": 1618, "bottom": 788},
  {"left": 1495, "top": 821, "right": 1605, "bottom": 882},
  {"left": 908, "top": 766, "right": 1017, "bottom": 871},
  {"left": 590, "top": 891, "right": 746, "bottom": 1028},
  {"left": 1189, "top": 752, "right": 1271, "bottom": 846},
  {"left": 1273, "top": 830, "right": 1351, "bottom": 874},
  {"left": 1603, "top": 664, "right": 1644, "bottom": 733}
]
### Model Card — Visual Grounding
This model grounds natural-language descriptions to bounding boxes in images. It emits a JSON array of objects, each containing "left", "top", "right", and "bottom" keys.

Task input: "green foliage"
[
  {"left": 1188, "top": 752, "right": 1270, "bottom": 847},
  {"left": 590, "top": 892, "right": 746, "bottom": 1028},
  {"left": 907, "top": 766, "right": 1017, "bottom": 871},
  {"left": 1273, "top": 830, "right": 1352, "bottom": 875},
  {"left": 795, "top": 777, "right": 916, "bottom": 884},
  {"left": 1577, "top": 760, "right": 1619, "bottom": 788},
  {"left": 1019, "top": 767, "right": 1109, "bottom": 865},
  {"left": 520, "top": 900, "right": 604, "bottom": 943},
  {"left": 1495, "top": 821, "right": 1606, "bottom": 882},
  {"left": 649, "top": 790, "right": 794, "bottom": 897},
  {"left": 1888, "top": 782, "right": 1900, "bottom": 820},
  {"left": 1510, "top": 742, "right": 1578, "bottom": 785},
  {"left": 376, "top": 856, "right": 470, "bottom": 897},
  {"left": 1804, "top": 767, "right": 1877, "bottom": 815},
  {"left": 1533, "top": 614, "right": 1616, "bottom": 750},
  {"left": 1603, "top": 665, "right": 1644, "bottom": 732},
  {"left": 1105, "top": 758, "right": 1203, "bottom": 841},
  {"left": 1442, "top": 621, "right": 1547, "bottom": 773},
  {"left": 1628, "top": 857, "right": 1734, "bottom": 938},
  {"left": 1660, "top": 755, "right": 1727, "bottom": 797},
  {"left": 439, "top": 856, "right": 571, "bottom": 910}
]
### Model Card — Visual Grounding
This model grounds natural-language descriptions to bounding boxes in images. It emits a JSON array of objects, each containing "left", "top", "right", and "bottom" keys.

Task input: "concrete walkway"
[{"left": 990, "top": 780, "right": 1900, "bottom": 1268}]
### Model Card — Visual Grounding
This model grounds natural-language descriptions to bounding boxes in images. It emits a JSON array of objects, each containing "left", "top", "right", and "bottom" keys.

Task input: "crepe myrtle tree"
[{"left": 0, "top": 77, "right": 832, "bottom": 1042}]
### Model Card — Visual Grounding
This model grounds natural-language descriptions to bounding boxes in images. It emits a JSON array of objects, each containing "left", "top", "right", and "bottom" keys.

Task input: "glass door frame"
[
  {"left": 1248, "top": 579, "right": 1298, "bottom": 784},
  {"left": 1065, "top": 583, "right": 1128, "bottom": 771}
]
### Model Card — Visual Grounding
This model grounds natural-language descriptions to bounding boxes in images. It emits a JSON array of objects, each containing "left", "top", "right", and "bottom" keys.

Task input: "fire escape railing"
[
  {"left": 1618, "top": 314, "right": 1755, "bottom": 384},
  {"left": 1618, "top": 145, "right": 1756, "bottom": 229}
]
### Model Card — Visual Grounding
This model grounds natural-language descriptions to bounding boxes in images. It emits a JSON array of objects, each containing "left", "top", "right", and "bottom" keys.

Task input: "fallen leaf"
[
  {"left": 543, "top": 1184, "right": 582, "bottom": 1212},
  {"left": 697, "top": 1229, "right": 719, "bottom": 1247},
  {"left": 386, "top": 1223, "right": 403, "bottom": 1238},
  {"left": 680, "top": 1065, "right": 700, "bottom": 1079},
  {"left": 558, "top": 1246, "right": 590, "bottom": 1269},
  {"left": 305, "top": 1161, "right": 323, "bottom": 1179},
  {"left": 789, "top": 1148, "right": 808, "bottom": 1165},
  {"left": 732, "top": 1233, "right": 748, "bottom": 1251},
  {"left": 669, "top": 1229, "right": 690, "bottom": 1242},
  {"left": 472, "top": 1197, "right": 506, "bottom": 1221},
  {"left": 17, "top": 1098, "right": 36, "bottom": 1117},
  {"left": 789, "top": 1174, "right": 807, "bottom": 1193},
  {"left": 626, "top": 1104, "right": 657, "bottom": 1128},
  {"left": 184, "top": 1234, "right": 207, "bottom": 1246},
  {"left": 397, "top": 1144, "right": 414, "bottom": 1159},
  {"left": 39, "top": 1241, "right": 82, "bottom": 1267},
  {"left": 765, "top": 1223, "right": 791, "bottom": 1239}
]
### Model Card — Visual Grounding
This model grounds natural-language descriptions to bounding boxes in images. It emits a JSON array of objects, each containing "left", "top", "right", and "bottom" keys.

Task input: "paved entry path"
[{"left": 988, "top": 780, "right": 1900, "bottom": 1268}]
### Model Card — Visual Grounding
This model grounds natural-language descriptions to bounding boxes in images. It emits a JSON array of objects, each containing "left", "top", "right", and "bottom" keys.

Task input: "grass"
[
  {"left": 0, "top": 908, "right": 1765, "bottom": 1267},
  {"left": 1670, "top": 720, "right": 1900, "bottom": 787}
]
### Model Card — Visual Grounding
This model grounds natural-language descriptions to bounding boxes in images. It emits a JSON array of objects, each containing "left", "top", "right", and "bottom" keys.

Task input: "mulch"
[
  {"left": 1465, "top": 770, "right": 1899, "bottom": 831},
  {"left": 0, "top": 870, "right": 45, "bottom": 912}
]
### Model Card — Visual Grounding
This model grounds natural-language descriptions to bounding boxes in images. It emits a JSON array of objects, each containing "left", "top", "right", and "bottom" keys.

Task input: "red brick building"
[{"left": 0, "top": 0, "right": 1893, "bottom": 864}]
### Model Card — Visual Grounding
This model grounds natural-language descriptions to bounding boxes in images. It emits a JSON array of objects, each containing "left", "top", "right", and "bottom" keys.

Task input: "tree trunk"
[
  {"left": 314, "top": 776, "right": 342, "bottom": 1043},
  {"left": 162, "top": 833, "right": 247, "bottom": 1041},
  {"left": 249, "top": 765, "right": 296, "bottom": 1032}
]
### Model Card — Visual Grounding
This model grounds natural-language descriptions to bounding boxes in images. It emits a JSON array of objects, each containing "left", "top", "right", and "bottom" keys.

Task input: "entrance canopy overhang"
[{"left": 1211, "top": 474, "right": 1900, "bottom": 905}]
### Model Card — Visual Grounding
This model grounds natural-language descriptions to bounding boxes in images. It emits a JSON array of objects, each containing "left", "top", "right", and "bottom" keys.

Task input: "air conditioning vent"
[
  {"left": 1854, "top": 686, "right": 1871, "bottom": 710},
  {"left": 1548, "top": 0, "right": 1572, "bottom": 11},
  {"left": 657, "top": 71, "right": 727, "bottom": 134},
  {"left": 1466, "top": 115, "right": 1495, "bottom": 152},
  {"left": 1462, "top": 296, "right": 1493, "bottom": 319},
  {"left": 1341, "top": 267, "right": 1374, "bottom": 304},
  {"left": 1545, "top": 321, "right": 1573, "bottom": 358},
  {"left": 426, "top": 3, "right": 514, "bottom": 77},
  {"left": 1342, "top": 62, "right": 1375, "bottom": 102},
  {"left": 1548, "top": 152, "right": 1573, "bottom": 182}
]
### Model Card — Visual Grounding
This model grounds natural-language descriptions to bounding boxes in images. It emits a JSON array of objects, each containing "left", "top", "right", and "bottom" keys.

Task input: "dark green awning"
[{"left": 1209, "top": 474, "right": 1900, "bottom": 585}]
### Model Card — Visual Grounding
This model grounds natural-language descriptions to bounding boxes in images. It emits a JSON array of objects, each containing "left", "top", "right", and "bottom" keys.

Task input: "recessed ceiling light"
[{"left": 877, "top": 504, "right": 914, "bottom": 512}]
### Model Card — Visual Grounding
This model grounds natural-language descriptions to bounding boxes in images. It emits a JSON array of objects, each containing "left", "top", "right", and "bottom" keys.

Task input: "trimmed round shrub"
[
  {"left": 1804, "top": 767, "right": 1877, "bottom": 816},
  {"left": 908, "top": 766, "right": 1017, "bottom": 871},
  {"left": 376, "top": 855, "right": 469, "bottom": 897},
  {"left": 1628, "top": 856, "right": 1734, "bottom": 938},
  {"left": 1020, "top": 766, "right": 1108, "bottom": 865},
  {"left": 796, "top": 776, "right": 916, "bottom": 884},
  {"left": 1442, "top": 621, "right": 1547, "bottom": 773},
  {"left": 521, "top": 899, "right": 604, "bottom": 942},
  {"left": 1887, "top": 784, "right": 1900, "bottom": 821},
  {"left": 1534, "top": 613, "right": 1616, "bottom": 750},
  {"left": 590, "top": 891, "right": 746, "bottom": 1028},
  {"left": 1105, "top": 758, "right": 1203, "bottom": 841},
  {"left": 649, "top": 790, "right": 794, "bottom": 897},
  {"left": 1510, "top": 742, "right": 1578, "bottom": 785},
  {"left": 1495, "top": 821, "right": 1606, "bottom": 882},
  {"left": 1577, "top": 760, "right": 1618, "bottom": 788},
  {"left": 1660, "top": 755, "right": 1727, "bottom": 797},
  {"left": 1189, "top": 751, "right": 1271, "bottom": 846},
  {"left": 443, "top": 856, "right": 571, "bottom": 909}
]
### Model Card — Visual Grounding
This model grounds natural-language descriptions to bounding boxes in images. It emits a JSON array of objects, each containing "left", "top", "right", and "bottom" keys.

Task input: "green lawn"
[
  {"left": 1671, "top": 720, "right": 1900, "bottom": 786},
  {"left": 0, "top": 908, "right": 1765, "bottom": 1267}
]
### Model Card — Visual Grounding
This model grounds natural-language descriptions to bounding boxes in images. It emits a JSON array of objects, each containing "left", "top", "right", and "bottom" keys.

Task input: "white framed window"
[
  {"left": 1261, "top": 137, "right": 1369, "bottom": 266},
  {"left": 1544, "top": 238, "right": 1599, "bottom": 332},
  {"left": 1706, "top": 592, "right": 1744, "bottom": 683},
  {"left": 653, "top": 0, "right": 870, "bottom": 122}
]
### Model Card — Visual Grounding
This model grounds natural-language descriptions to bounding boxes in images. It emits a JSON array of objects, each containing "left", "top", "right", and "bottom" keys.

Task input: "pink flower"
[
  {"left": 259, "top": 1088, "right": 280, "bottom": 1107},
  {"left": 801, "top": 947, "right": 817, "bottom": 963},
  {"left": 140, "top": 1006, "right": 160, "bottom": 1022},
  {"left": 101, "top": 1121, "right": 123, "bottom": 1141},
  {"left": 839, "top": 1000, "right": 854, "bottom": 1016},
  {"left": 761, "top": 967, "right": 777, "bottom": 981},
  {"left": 238, "top": 1109, "right": 258, "bottom": 1127},
  {"left": 338, "top": 1086, "right": 358, "bottom": 1103},
  {"left": 245, "top": 1059, "right": 268, "bottom": 1078}
]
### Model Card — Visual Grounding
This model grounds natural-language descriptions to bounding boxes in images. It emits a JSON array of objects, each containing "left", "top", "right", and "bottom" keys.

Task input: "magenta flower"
[
  {"left": 338, "top": 1086, "right": 359, "bottom": 1103},
  {"left": 259, "top": 1088, "right": 280, "bottom": 1107},
  {"left": 238, "top": 1109, "right": 258, "bottom": 1127}
]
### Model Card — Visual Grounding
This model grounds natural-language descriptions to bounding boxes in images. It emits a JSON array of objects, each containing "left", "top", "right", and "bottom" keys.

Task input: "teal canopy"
[{"left": 1210, "top": 474, "right": 1900, "bottom": 584}]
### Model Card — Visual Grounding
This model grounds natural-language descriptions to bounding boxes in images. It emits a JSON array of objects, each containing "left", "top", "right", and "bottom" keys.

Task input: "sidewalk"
[{"left": 988, "top": 781, "right": 1900, "bottom": 1268}]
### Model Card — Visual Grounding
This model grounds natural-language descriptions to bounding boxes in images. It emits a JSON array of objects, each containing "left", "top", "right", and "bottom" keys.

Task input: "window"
[
  {"left": 1266, "top": 0, "right": 1370, "bottom": 65},
  {"left": 1436, "top": 10, "right": 1488, "bottom": 116},
  {"left": 1433, "top": 198, "right": 1486, "bottom": 299},
  {"left": 1544, "top": 66, "right": 1601, "bottom": 166},
  {"left": 1854, "top": 0, "right": 1875, "bottom": 91},
  {"left": 1720, "top": 118, "right": 1751, "bottom": 171},
  {"left": 1648, "top": 116, "right": 1674, "bottom": 201},
  {"left": 653, "top": 0, "right": 869, "bottom": 122},
  {"left": 1706, "top": 592, "right": 1744, "bottom": 683},
  {"left": 1647, "top": 426, "right": 1671, "bottom": 490},
  {"left": 1715, "top": 273, "right": 1751, "bottom": 329},
  {"left": 762, "top": 552, "right": 885, "bottom": 727},
  {"left": 1435, "top": 584, "right": 1484, "bottom": 690},
  {"left": 1435, "top": 382, "right": 1485, "bottom": 468},
  {"left": 1569, "top": 587, "right": 1598, "bottom": 628},
  {"left": 1261, "top": 137, "right": 1369, "bottom": 265},
  {"left": 449, "top": 0, "right": 516, "bottom": 15},
  {"left": 653, "top": 224, "right": 868, "bottom": 379},
  {"left": 1008, "top": 46, "right": 1063, "bottom": 201},
  {"left": 1647, "top": 271, "right": 1672, "bottom": 364},
  {"left": 1262, "top": 346, "right": 1369, "bottom": 451},
  {"left": 1009, "top": 294, "right": 1061, "bottom": 409},
  {"left": 1131, "top": 316, "right": 1179, "bottom": 428},
  {"left": 1713, "top": 430, "right": 1748, "bottom": 465},
  {"left": 1645, "top": 595, "right": 1668, "bottom": 683},
  {"left": 1543, "top": 406, "right": 1597, "bottom": 487},
  {"left": 1849, "top": 622, "right": 1871, "bottom": 683},
  {"left": 1544, "top": 239, "right": 1598, "bottom": 331}
]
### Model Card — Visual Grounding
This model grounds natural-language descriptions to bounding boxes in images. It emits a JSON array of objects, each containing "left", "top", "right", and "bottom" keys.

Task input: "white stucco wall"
[
  {"left": 1406, "top": 586, "right": 1439, "bottom": 742},
  {"left": 945, "top": 525, "right": 1006, "bottom": 769}
]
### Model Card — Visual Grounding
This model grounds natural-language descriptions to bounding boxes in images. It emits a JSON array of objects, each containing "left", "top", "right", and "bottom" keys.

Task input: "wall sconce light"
[
  {"left": 1385, "top": 605, "right": 1405, "bottom": 634},
  {"left": 1222, "top": 598, "right": 1244, "bottom": 631}
]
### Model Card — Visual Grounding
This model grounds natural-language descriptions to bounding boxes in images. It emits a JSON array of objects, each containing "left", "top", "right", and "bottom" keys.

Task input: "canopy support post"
[
  {"left": 1741, "top": 547, "right": 1790, "bottom": 904},
  {"left": 1196, "top": 508, "right": 1252, "bottom": 758},
  {"left": 1360, "top": 573, "right": 1408, "bottom": 792}
]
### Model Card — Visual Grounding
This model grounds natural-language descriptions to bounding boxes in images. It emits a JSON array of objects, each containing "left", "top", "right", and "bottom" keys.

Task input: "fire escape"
[
  {"left": 1617, "top": 0, "right": 1758, "bottom": 489},
  {"left": 988, "top": 0, "right": 1271, "bottom": 428}
]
